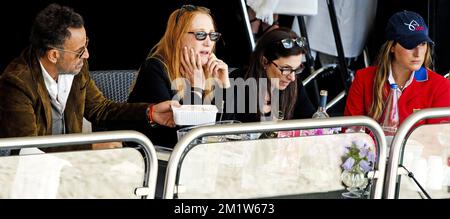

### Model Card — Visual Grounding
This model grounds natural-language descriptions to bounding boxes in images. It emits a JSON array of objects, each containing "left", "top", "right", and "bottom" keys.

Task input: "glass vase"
[{"left": 341, "top": 167, "right": 368, "bottom": 198}]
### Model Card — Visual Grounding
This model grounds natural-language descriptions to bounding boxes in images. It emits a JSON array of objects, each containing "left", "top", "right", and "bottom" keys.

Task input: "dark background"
[
  {"left": 368, "top": 0, "right": 450, "bottom": 75},
  {"left": 0, "top": 0, "right": 254, "bottom": 72},
  {"left": 1, "top": 0, "right": 449, "bottom": 73}
]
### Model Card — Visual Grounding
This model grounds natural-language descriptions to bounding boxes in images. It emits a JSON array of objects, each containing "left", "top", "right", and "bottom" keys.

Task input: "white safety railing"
[
  {"left": 0, "top": 130, "right": 158, "bottom": 199},
  {"left": 385, "top": 107, "right": 450, "bottom": 199},
  {"left": 164, "top": 116, "right": 387, "bottom": 199}
]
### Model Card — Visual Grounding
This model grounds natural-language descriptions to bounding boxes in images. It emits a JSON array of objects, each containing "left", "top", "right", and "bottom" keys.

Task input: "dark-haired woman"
[{"left": 230, "top": 27, "right": 315, "bottom": 122}]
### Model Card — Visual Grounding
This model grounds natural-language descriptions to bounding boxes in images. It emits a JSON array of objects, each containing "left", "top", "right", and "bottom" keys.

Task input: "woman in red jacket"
[{"left": 345, "top": 10, "right": 450, "bottom": 125}]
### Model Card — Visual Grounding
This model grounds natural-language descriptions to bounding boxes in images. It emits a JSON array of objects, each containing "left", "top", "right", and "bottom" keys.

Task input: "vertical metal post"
[
  {"left": 297, "top": 15, "right": 320, "bottom": 104},
  {"left": 240, "top": 0, "right": 256, "bottom": 50},
  {"left": 326, "top": 0, "right": 350, "bottom": 92}
]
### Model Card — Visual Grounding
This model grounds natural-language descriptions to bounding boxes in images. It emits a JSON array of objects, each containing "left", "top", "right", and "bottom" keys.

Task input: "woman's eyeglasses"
[
  {"left": 176, "top": 5, "right": 210, "bottom": 23},
  {"left": 279, "top": 37, "right": 306, "bottom": 49},
  {"left": 188, "top": 31, "right": 221, "bottom": 41},
  {"left": 271, "top": 61, "right": 305, "bottom": 75},
  {"left": 48, "top": 37, "right": 89, "bottom": 59}
]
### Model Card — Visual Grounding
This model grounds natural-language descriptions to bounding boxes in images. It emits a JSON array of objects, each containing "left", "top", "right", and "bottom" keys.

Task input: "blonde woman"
[
  {"left": 345, "top": 11, "right": 450, "bottom": 126},
  {"left": 128, "top": 5, "right": 230, "bottom": 147}
]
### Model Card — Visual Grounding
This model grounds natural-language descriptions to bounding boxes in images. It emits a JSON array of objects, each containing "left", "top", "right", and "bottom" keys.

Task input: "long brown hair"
[
  {"left": 245, "top": 28, "right": 305, "bottom": 119},
  {"left": 148, "top": 6, "right": 216, "bottom": 94},
  {"left": 369, "top": 41, "right": 433, "bottom": 120}
]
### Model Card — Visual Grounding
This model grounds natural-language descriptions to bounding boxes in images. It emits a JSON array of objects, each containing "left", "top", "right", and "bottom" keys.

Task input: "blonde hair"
[
  {"left": 369, "top": 41, "right": 432, "bottom": 121},
  {"left": 148, "top": 6, "right": 216, "bottom": 96}
]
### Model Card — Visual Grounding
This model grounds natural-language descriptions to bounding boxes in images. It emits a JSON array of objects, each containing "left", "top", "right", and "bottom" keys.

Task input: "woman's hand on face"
[
  {"left": 181, "top": 47, "right": 205, "bottom": 89},
  {"left": 206, "top": 54, "right": 230, "bottom": 88}
]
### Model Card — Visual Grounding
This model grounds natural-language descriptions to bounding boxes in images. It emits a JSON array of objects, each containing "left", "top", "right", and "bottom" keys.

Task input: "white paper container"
[
  {"left": 172, "top": 105, "right": 218, "bottom": 126},
  {"left": 176, "top": 120, "right": 243, "bottom": 141}
]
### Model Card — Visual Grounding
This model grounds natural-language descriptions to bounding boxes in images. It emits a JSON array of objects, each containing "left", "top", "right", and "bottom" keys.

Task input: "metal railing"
[
  {"left": 0, "top": 130, "right": 158, "bottom": 199},
  {"left": 326, "top": 90, "right": 345, "bottom": 110},
  {"left": 164, "top": 116, "right": 387, "bottom": 199},
  {"left": 302, "top": 64, "right": 337, "bottom": 86},
  {"left": 240, "top": 0, "right": 256, "bottom": 50},
  {"left": 385, "top": 107, "right": 450, "bottom": 199}
]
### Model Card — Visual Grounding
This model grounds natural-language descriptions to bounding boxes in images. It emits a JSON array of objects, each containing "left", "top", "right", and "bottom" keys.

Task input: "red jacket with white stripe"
[{"left": 344, "top": 66, "right": 450, "bottom": 125}]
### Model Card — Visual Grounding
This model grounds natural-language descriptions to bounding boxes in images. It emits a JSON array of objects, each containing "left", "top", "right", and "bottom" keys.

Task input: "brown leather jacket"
[{"left": 0, "top": 47, "right": 149, "bottom": 150}]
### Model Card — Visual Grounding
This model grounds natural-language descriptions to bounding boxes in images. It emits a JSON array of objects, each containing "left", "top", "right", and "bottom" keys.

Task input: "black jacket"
[
  {"left": 128, "top": 57, "right": 180, "bottom": 148},
  {"left": 128, "top": 57, "right": 222, "bottom": 148}
]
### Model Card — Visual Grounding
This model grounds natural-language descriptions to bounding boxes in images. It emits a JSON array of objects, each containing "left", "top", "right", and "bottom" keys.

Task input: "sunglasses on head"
[
  {"left": 279, "top": 37, "right": 307, "bottom": 49},
  {"left": 188, "top": 31, "right": 221, "bottom": 41},
  {"left": 175, "top": 4, "right": 210, "bottom": 23}
]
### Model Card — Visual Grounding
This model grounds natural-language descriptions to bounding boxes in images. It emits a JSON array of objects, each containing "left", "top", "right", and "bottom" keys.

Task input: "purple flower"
[
  {"left": 367, "top": 151, "right": 376, "bottom": 163},
  {"left": 342, "top": 157, "right": 355, "bottom": 171},
  {"left": 353, "top": 140, "right": 367, "bottom": 149},
  {"left": 359, "top": 147, "right": 369, "bottom": 158},
  {"left": 343, "top": 146, "right": 350, "bottom": 154},
  {"left": 359, "top": 160, "right": 373, "bottom": 173},
  {"left": 342, "top": 140, "right": 375, "bottom": 173}
]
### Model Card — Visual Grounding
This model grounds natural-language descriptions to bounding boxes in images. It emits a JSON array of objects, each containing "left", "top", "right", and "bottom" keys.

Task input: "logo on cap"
[
  {"left": 385, "top": 10, "right": 434, "bottom": 49},
  {"left": 404, "top": 20, "right": 425, "bottom": 31}
]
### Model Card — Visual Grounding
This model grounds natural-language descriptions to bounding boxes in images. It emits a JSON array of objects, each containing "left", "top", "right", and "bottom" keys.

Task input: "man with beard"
[{"left": 0, "top": 4, "right": 177, "bottom": 155}]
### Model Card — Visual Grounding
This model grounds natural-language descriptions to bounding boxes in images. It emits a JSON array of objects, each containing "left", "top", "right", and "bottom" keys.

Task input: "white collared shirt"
[
  {"left": 39, "top": 61, "right": 74, "bottom": 113},
  {"left": 388, "top": 65, "right": 415, "bottom": 98}
]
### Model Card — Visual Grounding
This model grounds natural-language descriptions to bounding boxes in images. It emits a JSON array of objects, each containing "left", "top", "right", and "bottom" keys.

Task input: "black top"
[
  {"left": 128, "top": 58, "right": 182, "bottom": 148},
  {"left": 228, "top": 69, "right": 315, "bottom": 123},
  {"left": 128, "top": 59, "right": 314, "bottom": 147}
]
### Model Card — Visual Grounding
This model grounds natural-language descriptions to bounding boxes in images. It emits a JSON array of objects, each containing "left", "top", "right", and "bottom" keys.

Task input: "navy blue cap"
[{"left": 385, "top": 10, "right": 434, "bottom": 50}]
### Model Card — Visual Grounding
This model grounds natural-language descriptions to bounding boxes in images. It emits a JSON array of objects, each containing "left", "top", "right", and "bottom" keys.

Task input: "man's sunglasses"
[
  {"left": 176, "top": 4, "right": 210, "bottom": 23},
  {"left": 48, "top": 37, "right": 89, "bottom": 59},
  {"left": 188, "top": 31, "right": 221, "bottom": 41},
  {"left": 271, "top": 61, "right": 305, "bottom": 75},
  {"left": 279, "top": 37, "right": 307, "bottom": 49}
]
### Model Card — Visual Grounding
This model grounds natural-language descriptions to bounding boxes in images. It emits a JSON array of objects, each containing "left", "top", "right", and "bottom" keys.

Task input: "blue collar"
[{"left": 414, "top": 67, "right": 428, "bottom": 82}]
